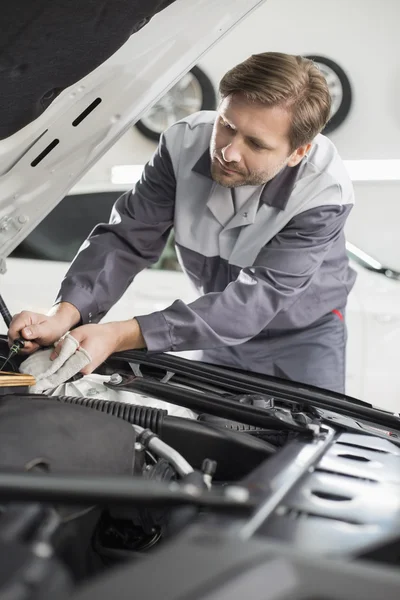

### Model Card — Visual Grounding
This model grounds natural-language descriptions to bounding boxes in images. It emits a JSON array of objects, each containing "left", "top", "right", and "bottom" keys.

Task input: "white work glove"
[{"left": 19, "top": 333, "right": 91, "bottom": 393}]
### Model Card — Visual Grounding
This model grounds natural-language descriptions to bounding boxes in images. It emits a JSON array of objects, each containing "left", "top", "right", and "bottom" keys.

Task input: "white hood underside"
[{"left": 0, "top": 0, "right": 266, "bottom": 271}]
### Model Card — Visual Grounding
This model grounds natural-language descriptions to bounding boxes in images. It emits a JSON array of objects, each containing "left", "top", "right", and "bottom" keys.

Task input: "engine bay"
[{"left": 0, "top": 336, "right": 399, "bottom": 599}]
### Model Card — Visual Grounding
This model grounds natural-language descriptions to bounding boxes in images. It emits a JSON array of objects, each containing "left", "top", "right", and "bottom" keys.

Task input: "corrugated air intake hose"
[{"left": 55, "top": 396, "right": 166, "bottom": 433}]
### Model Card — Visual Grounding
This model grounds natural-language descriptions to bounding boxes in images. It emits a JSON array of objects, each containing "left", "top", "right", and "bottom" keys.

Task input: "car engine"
[{"left": 0, "top": 337, "right": 399, "bottom": 600}]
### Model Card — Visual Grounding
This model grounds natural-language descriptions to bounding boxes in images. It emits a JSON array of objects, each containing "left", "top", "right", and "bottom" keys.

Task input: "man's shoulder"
[
  {"left": 163, "top": 111, "right": 215, "bottom": 166},
  {"left": 164, "top": 111, "right": 216, "bottom": 142},
  {"left": 303, "top": 134, "right": 351, "bottom": 189},
  {"left": 173, "top": 110, "right": 216, "bottom": 129},
  {"left": 286, "top": 134, "right": 354, "bottom": 214}
]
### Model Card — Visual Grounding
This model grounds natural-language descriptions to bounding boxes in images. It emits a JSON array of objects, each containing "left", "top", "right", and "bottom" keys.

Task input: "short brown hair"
[{"left": 219, "top": 52, "right": 331, "bottom": 151}]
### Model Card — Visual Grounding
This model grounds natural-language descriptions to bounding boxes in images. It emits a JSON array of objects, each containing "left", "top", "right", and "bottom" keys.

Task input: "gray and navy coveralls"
[{"left": 57, "top": 111, "right": 357, "bottom": 393}]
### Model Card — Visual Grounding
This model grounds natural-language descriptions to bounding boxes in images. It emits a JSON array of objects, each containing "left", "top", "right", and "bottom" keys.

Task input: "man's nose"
[{"left": 222, "top": 143, "right": 241, "bottom": 163}]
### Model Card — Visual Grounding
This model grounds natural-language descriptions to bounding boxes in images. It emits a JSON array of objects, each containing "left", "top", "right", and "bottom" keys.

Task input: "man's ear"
[{"left": 288, "top": 143, "right": 312, "bottom": 167}]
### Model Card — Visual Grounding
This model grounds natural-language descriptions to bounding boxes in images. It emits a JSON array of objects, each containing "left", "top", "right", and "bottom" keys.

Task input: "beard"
[{"left": 210, "top": 153, "right": 288, "bottom": 188}]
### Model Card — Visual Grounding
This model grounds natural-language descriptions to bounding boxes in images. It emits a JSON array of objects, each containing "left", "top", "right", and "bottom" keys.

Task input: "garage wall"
[{"left": 80, "top": 0, "right": 400, "bottom": 265}]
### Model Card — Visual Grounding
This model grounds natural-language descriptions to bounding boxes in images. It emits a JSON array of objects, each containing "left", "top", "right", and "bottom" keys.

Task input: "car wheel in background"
[
  {"left": 135, "top": 66, "right": 216, "bottom": 141},
  {"left": 305, "top": 55, "right": 352, "bottom": 134}
]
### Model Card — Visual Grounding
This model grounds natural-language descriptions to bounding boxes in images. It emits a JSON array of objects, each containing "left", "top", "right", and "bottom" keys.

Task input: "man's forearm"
[
  {"left": 103, "top": 318, "right": 146, "bottom": 353},
  {"left": 48, "top": 302, "right": 81, "bottom": 330}
]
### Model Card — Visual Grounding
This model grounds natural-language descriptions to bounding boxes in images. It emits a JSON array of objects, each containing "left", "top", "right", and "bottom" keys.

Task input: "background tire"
[
  {"left": 305, "top": 55, "right": 352, "bottom": 134},
  {"left": 135, "top": 65, "right": 216, "bottom": 141}
]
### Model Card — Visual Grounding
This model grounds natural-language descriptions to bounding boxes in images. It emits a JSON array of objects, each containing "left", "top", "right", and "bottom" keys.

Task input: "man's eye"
[
  {"left": 221, "top": 119, "right": 233, "bottom": 130},
  {"left": 250, "top": 140, "right": 265, "bottom": 150}
]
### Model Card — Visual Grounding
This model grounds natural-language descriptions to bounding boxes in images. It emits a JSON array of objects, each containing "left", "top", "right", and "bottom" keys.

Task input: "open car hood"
[{"left": 0, "top": 0, "right": 266, "bottom": 271}]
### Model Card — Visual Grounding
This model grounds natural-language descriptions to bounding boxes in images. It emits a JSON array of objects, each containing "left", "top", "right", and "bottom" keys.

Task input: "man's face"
[{"left": 210, "top": 93, "right": 307, "bottom": 188}]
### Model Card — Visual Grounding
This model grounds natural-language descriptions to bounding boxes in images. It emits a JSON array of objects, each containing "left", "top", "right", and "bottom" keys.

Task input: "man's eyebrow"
[{"left": 246, "top": 135, "right": 274, "bottom": 150}]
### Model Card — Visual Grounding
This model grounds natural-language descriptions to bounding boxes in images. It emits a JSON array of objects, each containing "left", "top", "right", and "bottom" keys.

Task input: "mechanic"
[{"left": 9, "top": 52, "right": 356, "bottom": 393}]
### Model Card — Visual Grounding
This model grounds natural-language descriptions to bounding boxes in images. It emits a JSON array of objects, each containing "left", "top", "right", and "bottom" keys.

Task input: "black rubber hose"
[
  {"left": 0, "top": 293, "right": 12, "bottom": 328},
  {"left": 55, "top": 396, "right": 167, "bottom": 433},
  {"left": 0, "top": 472, "right": 256, "bottom": 512}
]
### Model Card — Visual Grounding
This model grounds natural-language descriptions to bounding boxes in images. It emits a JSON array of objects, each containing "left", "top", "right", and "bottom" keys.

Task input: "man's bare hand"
[
  {"left": 8, "top": 302, "right": 81, "bottom": 354},
  {"left": 52, "top": 319, "right": 146, "bottom": 375}
]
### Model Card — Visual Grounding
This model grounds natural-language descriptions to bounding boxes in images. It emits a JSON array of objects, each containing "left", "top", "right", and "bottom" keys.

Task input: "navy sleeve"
[{"left": 55, "top": 133, "right": 176, "bottom": 323}]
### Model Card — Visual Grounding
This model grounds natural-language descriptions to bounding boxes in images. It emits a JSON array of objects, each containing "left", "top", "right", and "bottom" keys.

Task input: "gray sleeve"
[
  {"left": 136, "top": 198, "right": 353, "bottom": 352},
  {"left": 55, "top": 133, "right": 176, "bottom": 323}
]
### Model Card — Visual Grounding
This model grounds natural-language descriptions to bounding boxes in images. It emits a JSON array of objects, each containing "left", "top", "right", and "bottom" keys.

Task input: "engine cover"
[{"left": 250, "top": 432, "right": 400, "bottom": 555}]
